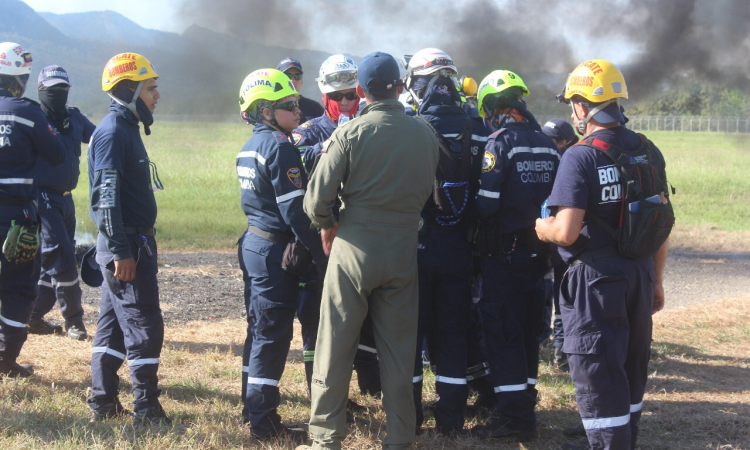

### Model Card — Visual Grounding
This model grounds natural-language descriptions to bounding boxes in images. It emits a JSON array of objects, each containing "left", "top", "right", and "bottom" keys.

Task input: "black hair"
[{"left": 364, "top": 81, "right": 399, "bottom": 101}]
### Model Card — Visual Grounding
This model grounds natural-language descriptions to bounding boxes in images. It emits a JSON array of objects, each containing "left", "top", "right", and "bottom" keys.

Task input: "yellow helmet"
[
  {"left": 477, "top": 70, "right": 529, "bottom": 118},
  {"left": 239, "top": 68, "right": 298, "bottom": 114},
  {"left": 460, "top": 76, "right": 478, "bottom": 97},
  {"left": 101, "top": 53, "right": 158, "bottom": 92},
  {"left": 563, "top": 59, "right": 627, "bottom": 103}
]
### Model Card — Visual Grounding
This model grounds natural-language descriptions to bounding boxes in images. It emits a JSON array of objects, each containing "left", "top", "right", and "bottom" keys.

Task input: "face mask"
[{"left": 38, "top": 87, "right": 70, "bottom": 134}]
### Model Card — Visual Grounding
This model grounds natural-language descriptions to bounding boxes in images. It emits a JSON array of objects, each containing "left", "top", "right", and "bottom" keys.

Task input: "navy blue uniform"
[
  {"left": 0, "top": 88, "right": 64, "bottom": 365},
  {"left": 291, "top": 114, "right": 382, "bottom": 398},
  {"left": 475, "top": 118, "right": 560, "bottom": 433},
  {"left": 237, "top": 123, "right": 326, "bottom": 437},
  {"left": 411, "top": 93, "right": 489, "bottom": 434},
  {"left": 298, "top": 95, "right": 325, "bottom": 126},
  {"left": 87, "top": 101, "right": 163, "bottom": 414},
  {"left": 548, "top": 126, "right": 659, "bottom": 450},
  {"left": 33, "top": 107, "right": 96, "bottom": 324}
]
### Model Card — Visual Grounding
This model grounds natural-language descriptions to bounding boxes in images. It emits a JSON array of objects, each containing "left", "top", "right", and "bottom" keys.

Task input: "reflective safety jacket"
[
  {"left": 236, "top": 123, "right": 326, "bottom": 264},
  {"left": 36, "top": 106, "right": 96, "bottom": 193},
  {"left": 476, "top": 120, "right": 561, "bottom": 233},
  {"left": 0, "top": 89, "right": 65, "bottom": 202}
]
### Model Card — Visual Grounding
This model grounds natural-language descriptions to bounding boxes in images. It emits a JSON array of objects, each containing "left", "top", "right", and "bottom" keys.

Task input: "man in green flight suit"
[{"left": 301, "top": 51, "right": 439, "bottom": 450}]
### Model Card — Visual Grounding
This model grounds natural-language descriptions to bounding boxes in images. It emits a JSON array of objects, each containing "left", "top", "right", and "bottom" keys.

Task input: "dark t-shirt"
[
  {"left": 547, "top": 126, "right": 645, "bottom": 263},
  {"left": 298, "top": 95, "right": 324, "bottom": 125}
]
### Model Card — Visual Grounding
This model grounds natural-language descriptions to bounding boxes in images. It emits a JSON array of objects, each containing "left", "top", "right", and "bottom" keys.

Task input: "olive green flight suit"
[{"left": 304, "top": 99, "right": 439, "bottom": 450}]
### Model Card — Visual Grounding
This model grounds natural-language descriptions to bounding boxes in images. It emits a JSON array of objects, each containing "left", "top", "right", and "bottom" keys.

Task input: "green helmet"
[
  {"left": 238, "top": 68, "right": 298, "bottom": 114},
  {"left": 477, "top": 70, "right": 530, "bottom": 118}
]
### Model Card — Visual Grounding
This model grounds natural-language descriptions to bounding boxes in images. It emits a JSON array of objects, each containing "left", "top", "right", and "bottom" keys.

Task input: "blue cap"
[
  {"left": 38, "top": 65, "right": 70, "bottom": 87},
  {"left": 79, "top": 246, "right": 103, "bottom": 288},
  {"left": 277, "top": 57, "right": 303, "bottom": 73},
  {"left": 358, "top": 52, "right": 403, "bottom": 93},
  {"left": 542, "top": 118, "right": 578, "bottom": 144}
]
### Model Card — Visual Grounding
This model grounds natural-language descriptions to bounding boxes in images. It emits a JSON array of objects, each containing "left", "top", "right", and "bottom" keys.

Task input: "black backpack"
[
  {"left": 415, "top": 115, "right": 478, "bottom": 226},
  {"left": 579, "top": 134, "right": 675, "bottom": 258}
]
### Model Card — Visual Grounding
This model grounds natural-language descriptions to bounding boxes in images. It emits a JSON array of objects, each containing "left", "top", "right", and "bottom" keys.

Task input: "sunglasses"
[
  {"left": 286, "top": 73, "right": 303, "bottom": 81},
  {"left": 274, "top": 100, "right": 300, "bottom": 112},
  {"left": 328, "top": 91, "right": 359, "bottom": 101}
]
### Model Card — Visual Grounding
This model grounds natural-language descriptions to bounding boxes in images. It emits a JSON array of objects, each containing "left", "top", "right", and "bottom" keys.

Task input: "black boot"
[
  {"left": 133, "top": 404, "right": 172, "bottom": 428},
  {"left": 90, "top": 397, "right": 131, "bottom": 423},
  {"left": 0, "top": 359, "right": 33, "bottom": 378},
  {"left": 65, "top": 318, "right": 88, "bottom": 341},
  {"left": 554, "top": 348, "right": 569, "bottom": 372},
  {"left": 27, "top": 318, "right": 63, "bottom": 335}
]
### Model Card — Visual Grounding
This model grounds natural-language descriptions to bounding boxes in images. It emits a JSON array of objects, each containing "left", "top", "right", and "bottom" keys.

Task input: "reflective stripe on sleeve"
[
  {"left": 527, "top": 378, "right": 537, "bottom": 386},
  {"left": 477, "top": 189, "right": 500, "bottom": 199},
  {"left": 357, "top": 344, "right": 377, "bottom": 354},
  {"left": 92, "top": 346, "right": 126, "bottom": 360},
  {"left": 0, "top": 178, "right": 34, "bottom": 185},
  {"left": 0, "top": 114, "right": 34, "bottom": 127},
  {"left": 276, "top": 189, "right": 305, "bottom": 203},
  {"left": 127, "top": 357, "right": 160, "bottom": 367},
  {"left": 581, "top": 413, "right": 630, "bottom": 430},
  {"left": 472, "top": 134, "right": 489, "bottom": 142},
  {"left": 494, "top": 383, "right": 526, "bottom": 393},
  {"left": 247, "top": 377, "right": 279, "bottom": 387},
  {"left": 0, "top": 314, "right": 26, "bottom": 328},
  {"left": 630, "top": 401, "right": 644, "bottom": 413},
  {"left": 236, "top": 151, "right": 267, "bottom": 165},
  {"left": 435, "top": 375, "right": 467, "bottom": 385},
  {"left": 506, "top": 146, "right": 561, "bottom": 160},
  {"left": 466, "top": 368, "right": 490, "bottom": 381}
]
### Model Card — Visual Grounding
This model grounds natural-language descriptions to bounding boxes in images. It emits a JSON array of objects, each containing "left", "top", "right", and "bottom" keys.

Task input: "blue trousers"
[
  {"left": 33, "top": 190, "right": 83, "bottom": 322},
  {"left": 412, "top": 226, "right": 472, "bottom": 434},
  {"left": 560, "top": 250, "right": 654, "bottom": 450},
  {"left": 88, "top": 233, "right": 163, "bottom": 412},
  {"left": 239, "top": 232, "right": 299, "bottom": 437},
  {"left": 0, "top": 204, "right": 40, "bottom": 362},
  {"left": 478, "top": 246, "right": 548, "bottom": 431}
]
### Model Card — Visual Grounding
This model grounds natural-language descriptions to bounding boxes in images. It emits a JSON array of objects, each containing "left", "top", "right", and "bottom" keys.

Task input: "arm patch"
[{"left": 99, "top": 169, "right": 118, "bottom": 209}]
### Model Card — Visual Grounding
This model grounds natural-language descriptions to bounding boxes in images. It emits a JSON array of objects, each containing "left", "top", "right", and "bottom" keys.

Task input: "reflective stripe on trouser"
[
  {"left": 33, "top": 191, "right": 83, "bottom": 321},
  {"left": 479, "top": 248, "right": 548, "bottom": 431},
  {"left": 0, "top": 204, "right": 41, "bottom": 361},
  {"left": 309, "top": 221, "right": 418, "bottom": 450},
  {"left": 240, "top": 232, "right": 299, "bottom": 437},
  {"left": 412, "top": 226, "right": 472, "bottom": 434},
  {"left": 560, "top": 252, "right": 655, "bottom": 450},
  {"left": 88, "top": 233, "right": 163, "bottom": 412}
]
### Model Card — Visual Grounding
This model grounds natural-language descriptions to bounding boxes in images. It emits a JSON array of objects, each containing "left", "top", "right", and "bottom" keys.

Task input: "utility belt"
[
  {"left": 0, "top": 197, "right": 32, "bottom": 207},
  {"left": 570, "top": 246, "right": 620, "bottom": 267},
  {"left": 124, "top": 226, "right": 156, "bottom": 236},
  {"left": 475, "top": 220, "right": 545, "bottom": 258},
  {"left": 248, "top": 225, "right": 292, "bottom": 247},
  {"left": 39, "top": 187, "right": 72, "bottom": 196}
]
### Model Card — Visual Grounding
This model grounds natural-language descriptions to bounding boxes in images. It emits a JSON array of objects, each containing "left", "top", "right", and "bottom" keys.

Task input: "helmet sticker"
[
  {"left": 287, "top": 167, "right": 303, "bottom": 188},
  {"left": 482, "top": 151, "right": 496, "bottom": 173}
]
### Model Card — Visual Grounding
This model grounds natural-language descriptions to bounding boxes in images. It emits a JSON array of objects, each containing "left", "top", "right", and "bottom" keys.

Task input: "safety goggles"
[
  {"left": 286, "top": 73, "right": 303, "bottom": 81},
  {"left": 318, "top": 71, "right": 358, "bottom": 90},
  {"left": 274, "top": 100, "right": 300, "bottom": 112},
  {"left": 327, "top": 91, "right": 359, "bottom": 101}
]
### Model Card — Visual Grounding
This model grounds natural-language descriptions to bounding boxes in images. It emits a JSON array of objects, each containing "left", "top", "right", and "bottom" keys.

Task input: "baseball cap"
[
  {"left": 38, "top": 65, "right": 70, "bottom": 87},
  {"left": 542, "top": 118, "right": 578, "bottom": 144},
  {"left": 277, "top": 57, "right": 303, "bottom": 74},
  {"left": 358, "top": 51, "right": 403, "bottom": 93}
]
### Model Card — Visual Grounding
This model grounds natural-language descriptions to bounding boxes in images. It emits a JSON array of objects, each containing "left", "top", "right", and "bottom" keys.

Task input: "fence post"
[{"left": 737, "top": 117, "right": 740, "bottom": 133}]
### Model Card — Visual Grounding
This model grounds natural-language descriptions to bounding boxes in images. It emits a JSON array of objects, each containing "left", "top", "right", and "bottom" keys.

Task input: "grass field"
[{"left": 72, "top": 124, "right": 750, "bottom": 250}]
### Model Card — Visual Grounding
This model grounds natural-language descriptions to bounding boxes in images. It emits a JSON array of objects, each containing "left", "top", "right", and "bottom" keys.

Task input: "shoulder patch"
[
  {"left": 287, "top": 167, "right": 303, "bottom": 188},
  {"left": 482, "top": 151, "right": 496, "bottom": 173},
  {"left": 47, "top": 123, "right": 58, "bottom": 136},
  {"left": 275, "top": 132, "right": 293, "bottom": 145},
  {"left": 292, "top": 132, "right": 303, "bottom": 145},
  {"left": 299, "top": 121, "right": 311, "bottom": 129},
  {"left": 320, "top": 139, "right": 331, "bottom": 153}
]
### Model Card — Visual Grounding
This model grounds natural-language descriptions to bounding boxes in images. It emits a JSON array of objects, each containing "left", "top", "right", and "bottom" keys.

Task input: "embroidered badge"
[
  {"left": 320, "top": 139, "right": 331, "bottom": 153},
  {"left": 482, "top": 151, "right": 496, "bottom": 173},
  {"left": 292, "top": 132, "right": 303, "bottom": 145},
  {"left": 287, "top": 167, "right": 303, "bottom": 188}
]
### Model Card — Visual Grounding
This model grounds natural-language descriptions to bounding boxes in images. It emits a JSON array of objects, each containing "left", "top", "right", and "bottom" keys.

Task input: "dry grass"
[
  {"left": 669, "top": 224, "right": 750, "bottom": 255},
  {"left": 2, "top": 297, "right": 749, "bottom": 449}
]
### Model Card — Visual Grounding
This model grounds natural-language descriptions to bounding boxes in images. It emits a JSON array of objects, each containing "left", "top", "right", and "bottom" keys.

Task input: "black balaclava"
[
  {"left": 38, "top": 86, "right": 70, "bottom": 134},
  {"left": 110, "top": 80, "right": 154, "bottom": 135}
]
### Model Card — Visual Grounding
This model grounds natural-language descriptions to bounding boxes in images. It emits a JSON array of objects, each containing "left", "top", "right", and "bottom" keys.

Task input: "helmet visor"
[{"left": 319, "top": 71, "right": 357, "bottom": 90}]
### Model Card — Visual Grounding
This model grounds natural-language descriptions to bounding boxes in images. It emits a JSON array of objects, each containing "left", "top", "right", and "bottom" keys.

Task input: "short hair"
[{"left": 363, "top": 83, "right": 399, "bottom": 102}]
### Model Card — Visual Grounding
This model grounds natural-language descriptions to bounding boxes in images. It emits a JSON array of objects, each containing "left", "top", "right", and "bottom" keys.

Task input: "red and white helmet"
[
  {"left": 316, "top": 54, "right": 358, "bottom": 94},
  {"left": 405, "top": 47, "right": 457, "bottom": 89},
  {"left": 0, "top": 42, "right": 33, "bottom": 76}
]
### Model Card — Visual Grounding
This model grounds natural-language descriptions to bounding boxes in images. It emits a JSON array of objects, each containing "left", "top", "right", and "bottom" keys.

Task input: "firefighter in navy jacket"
[
  {"left": 471, "top": 70, "right": 560, "bottom": 441},
  {"left": 236, "top": 68, "right": 326, "bottom": 442},
  {"left": 29, "top": 65, "right": 96, "bottom": 340},
  {"left": 536, "top": 60, "right": 669, "bottom": 450},
  {"left": 86, "top": 53, "right": 171, "bottom": 427},
  {"left": 402, "top": 47, "right": 489, "bottom": 435},
  {"left": 0, "top": 42, "right": 65, "bottom": 378}
]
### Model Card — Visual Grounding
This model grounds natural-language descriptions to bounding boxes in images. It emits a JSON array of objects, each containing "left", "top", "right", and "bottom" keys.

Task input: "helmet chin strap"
[
  {"left": 572, "top": 99, "right": 617, "bottom": 135},
  {"left": 13, "top": 75, "right": 28, "bottom": 98},
  {"left": 108, "top": 80, "right": 145, "bottom": 121}
]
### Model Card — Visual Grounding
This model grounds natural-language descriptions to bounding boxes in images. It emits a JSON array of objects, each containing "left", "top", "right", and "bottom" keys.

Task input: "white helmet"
[
  {"left": 0, "top": 42, "right": 33, "bottom": 76},
  {"left": 316, "top": 54, "right": 358, "bottom": 94},
  {"left": 405, "top": 48, "right": 457, "bottom": 89}
]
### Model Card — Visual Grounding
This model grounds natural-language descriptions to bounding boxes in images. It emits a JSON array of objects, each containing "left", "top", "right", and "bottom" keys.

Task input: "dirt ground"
[{"left": 75, "top": 236, "right": 750, "bottom": 326}]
